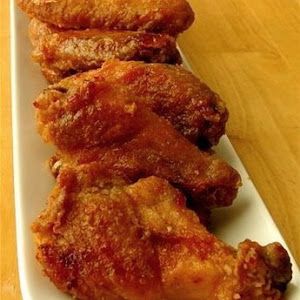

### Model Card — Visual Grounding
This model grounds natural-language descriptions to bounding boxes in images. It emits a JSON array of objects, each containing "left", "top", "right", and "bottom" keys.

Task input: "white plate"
[{"left": 10, "top": 2, "right": 300, "bottom": 299}]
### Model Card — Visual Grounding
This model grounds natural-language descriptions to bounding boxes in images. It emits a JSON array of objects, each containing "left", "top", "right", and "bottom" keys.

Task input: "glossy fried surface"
[
  {"left": 32, "top": 173, "right": 292, "bottom": 300},
  {"left": 97, "top": 60, "right": 228, "bottom": 146},
  {"left": 36, "top": 60, "right": 227, "bottom": 147},
  {"left": 28, "top": 19, "right": 181, "bottom": 83},
  {"left": 34, "top": 75, "right": 240, "bottom": 208},
  {"left": 17, "top": 0, "right": 194, "bottom": 36}
]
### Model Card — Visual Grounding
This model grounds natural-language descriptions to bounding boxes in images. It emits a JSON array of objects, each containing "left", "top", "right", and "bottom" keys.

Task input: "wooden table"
[{"left": 1, "top": 0, "right": 299, "bottom": 299}]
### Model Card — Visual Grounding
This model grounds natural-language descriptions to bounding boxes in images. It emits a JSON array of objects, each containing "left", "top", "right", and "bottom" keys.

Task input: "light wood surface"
[
  {"left": 1, "top": 0, "right": 299, "bottom": 299},
  {"left": 0, "top": 1, "right": 21, "bottom": 299}
]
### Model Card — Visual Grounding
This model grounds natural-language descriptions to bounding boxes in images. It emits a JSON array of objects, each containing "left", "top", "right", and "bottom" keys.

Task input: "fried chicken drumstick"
[
  {"left": 32, "top": 171, "right": 292, "bottom": 300},
  {"left": 17, "top": 0, "right": 194, "bottom": 36},
  {"left": 29, "top": 19, "right": 181, "bottom": 83},
  {"left": 34, "top": 74, "right": 240, "bottom": 209},
  {"left": 35, "top": 60, "right": 228, "bottom": 147},
  {"left": 95, "top": 60, "right": 228, "bottom": 146}
]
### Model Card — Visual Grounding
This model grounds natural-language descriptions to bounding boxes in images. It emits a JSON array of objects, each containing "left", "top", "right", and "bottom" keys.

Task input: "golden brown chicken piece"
[
  {"left": 95, "top": 60, "right": 228, "bottom": 146},
  {"left": 28, "top": 19, "right": 182, "bottom": 83},
  {"left": 34, "top": 74, "right": 240, "bottom": 209},
  {"left": 17, "top": 0, "right": 195, "bottom": 36},
  {"left": 32, "top": 171, "right": 292, "bottom": 300},
  {"left": 36, "top": 60, "right": 228, "bottom": 147}
]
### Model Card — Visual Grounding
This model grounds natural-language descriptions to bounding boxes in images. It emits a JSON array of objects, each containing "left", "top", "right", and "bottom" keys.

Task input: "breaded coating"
[
  {"left": 28, "top": 19, "right": 181, "bottom": 83},
  {"left": 36, "top": 60, "right": 228, "bottom": 147},
  {"left": 32, "top": 173, "right": 292, "bottom": 300},
  {"left": 96, "top": 60, "right": 228, "bottom": 146},
  {"left": 17, "top": 0, "right": 195, "bottom": 36},
  {"left": 34, "top": 75, "right": 240, "bottom": 208}
]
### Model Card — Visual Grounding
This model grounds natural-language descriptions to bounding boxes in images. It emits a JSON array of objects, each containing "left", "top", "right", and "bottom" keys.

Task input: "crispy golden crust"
[
  {"left": 34, "top": 74, "right": 240, "bottom": 208},
  {"left": 97, "top": 60, "right": 228, "bottom": 146},
  {"left": 33, "top": 174, "right": 162, "bottom": 300},
  {"left": 32, "top": 173, "right": 292, "bottom": 300},
  {"left": 35, "top": 60, "right": 227, "bottom": 147},
  {"left": 28, "top": 19, "right": 182, "bottom": 83},
  {"left": 18, "top": 0, "right": 195, "bottom": 35}
]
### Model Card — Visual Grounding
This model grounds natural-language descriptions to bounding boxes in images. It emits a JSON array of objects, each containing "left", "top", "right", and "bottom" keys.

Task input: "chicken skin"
[
  {"left": 17, "top": 0, "right": 194, "bottom": 36},
  {"left": 35, "top": 60, "right": 228, "bottom": 147},
  {"left": 28, "top": 19, "right": 181, "bottom": 83},
  {"left": 32, "top": 172, "right": 292, "bottom": 300},
  {"left": 34, "top": 74, "right": 240, "bottom": 209},
  {"left": 93, "top": 60, "right": 228, "bottom": 146}
]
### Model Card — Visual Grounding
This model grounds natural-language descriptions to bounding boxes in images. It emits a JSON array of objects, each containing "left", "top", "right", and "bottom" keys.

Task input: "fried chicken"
[
  {"left": 32, "top": 172, "right": 292, "bottom": 300},
  {"left": 34, "top": 74, "right": 240, "bottom": 209},
  {"left": 95, "top": 60, "right": 228, "bottom": 146},
  {"left": 28, "top": 18, "right": 181, "bottom": 83},
  {"left": 36, "top": 60, "right": 228, "bottom": 147},
  {"left": 17, "top": 0, "right": 195, "bottom": 36}
]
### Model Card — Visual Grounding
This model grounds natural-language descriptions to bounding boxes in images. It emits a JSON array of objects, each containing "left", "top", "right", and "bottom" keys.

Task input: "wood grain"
[
  {"left": 1, "top": 0, "right": 299, "bottom": 299},
  {"left": 0, "top": 1, "right": 21, "bottom": 299},
  {"left": 178, "top": 0, "right": 300, "bottom": 265}
]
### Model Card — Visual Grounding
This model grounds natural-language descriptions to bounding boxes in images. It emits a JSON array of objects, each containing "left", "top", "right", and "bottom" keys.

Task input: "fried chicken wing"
[
  {"left": 17, "top": 0, "right": 194, "bottom": 36},
  {"left": 97, "top": 60, "right": 228, "bottom": 146},
  {"left": 36, "top": 60, "right": 228, "bottom": 147},
  {"left": 34, "top": 74, "right": 240, "bottom": 208},
  {"left": 32, "top": 172, "right": 292, "bottom": 300},
  {"left": 28, "top": 19, "right": 181, "bottom": 83}
]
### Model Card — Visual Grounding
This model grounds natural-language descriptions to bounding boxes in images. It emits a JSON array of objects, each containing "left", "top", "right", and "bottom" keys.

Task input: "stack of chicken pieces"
[{"left": 18, "top": 1, "right": 292, "bottom": 299}]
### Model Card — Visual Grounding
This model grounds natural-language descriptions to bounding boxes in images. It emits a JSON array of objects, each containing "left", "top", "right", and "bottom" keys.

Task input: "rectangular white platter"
[{"left": 10, "top": 1, "right": 300, "bottom": 299}]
